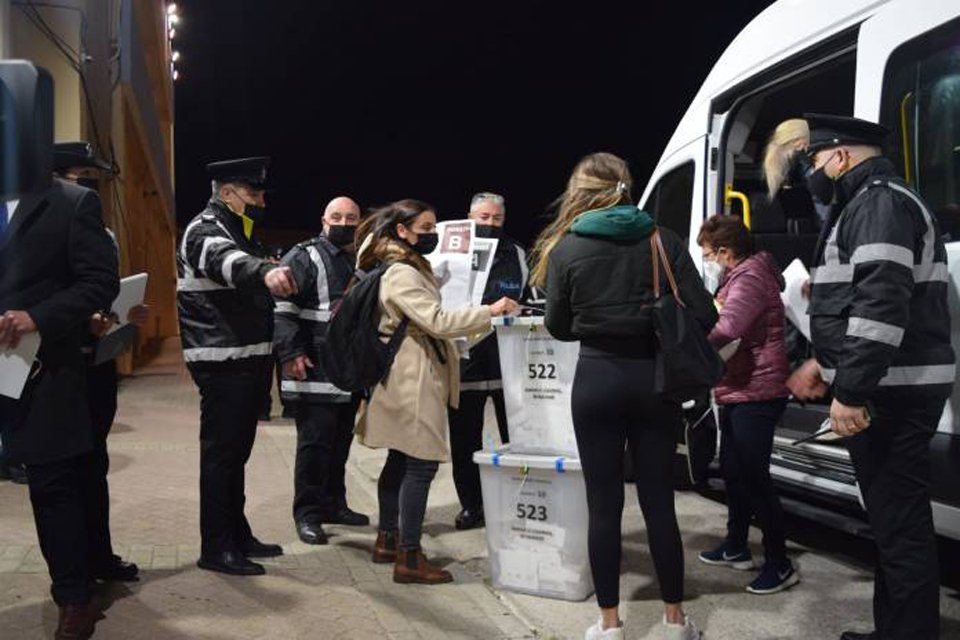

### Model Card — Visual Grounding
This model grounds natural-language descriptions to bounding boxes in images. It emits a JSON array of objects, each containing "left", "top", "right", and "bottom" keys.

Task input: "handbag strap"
[{"left": 650, "top": 229, "right": 686, "bottom": 308}]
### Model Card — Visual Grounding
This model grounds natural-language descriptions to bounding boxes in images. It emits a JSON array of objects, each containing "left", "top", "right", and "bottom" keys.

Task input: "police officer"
[
  {"left": 787, "top": 114, "right": 954, "bottom": 640},
  {"left": 177, "top": 157, "right": 298, "bottom": 576},
  {"left": 447, "top": 192, "right": 528, "bottom": 530},
  {"left": 54, "top": 141, "right": 145, "bottom": 582},
  {"left": 274, "top": 196, "right": 370, "bottom": 545}
]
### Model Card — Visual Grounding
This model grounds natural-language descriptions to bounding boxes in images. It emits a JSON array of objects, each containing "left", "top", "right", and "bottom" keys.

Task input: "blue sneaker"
[
  {"left": 698, "top": 544, "right": 755, "bottom": 570},
  {"left": 746, "top": 561, "right": 800, "bottom": 594}
]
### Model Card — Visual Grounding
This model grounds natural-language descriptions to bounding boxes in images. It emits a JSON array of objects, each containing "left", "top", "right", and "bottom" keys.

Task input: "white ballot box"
[
  {"left": 474, "top": 449, "right": 593, "bottom": 601},
  {"left": 493, "top": 316, "right": 579, "bottom": 457}
]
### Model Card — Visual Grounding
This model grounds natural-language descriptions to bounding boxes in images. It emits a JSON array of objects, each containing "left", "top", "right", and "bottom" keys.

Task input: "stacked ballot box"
[
  {"left": 477, "top": 317, "right": 592, "bottom": 600},
  {"left": 473, "top": 450, "right": 593, "bottom": 601},
  {"left": 492, "top": 316, "right": 580, "bottom": 457}
]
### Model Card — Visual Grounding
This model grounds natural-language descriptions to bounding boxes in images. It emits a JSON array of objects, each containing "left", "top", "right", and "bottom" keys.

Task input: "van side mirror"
[{"left": 0, "top": 61, "right": 54, "bottom": 198}]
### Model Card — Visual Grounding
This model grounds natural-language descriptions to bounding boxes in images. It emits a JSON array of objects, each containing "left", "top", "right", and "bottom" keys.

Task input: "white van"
[{"left": 640, "top": 0, "right": 960, "bottom": 540}]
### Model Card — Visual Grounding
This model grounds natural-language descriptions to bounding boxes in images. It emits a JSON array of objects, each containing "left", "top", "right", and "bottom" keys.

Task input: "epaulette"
[
  {"left": 295, "top": 237, "right": 321, "bottom": 250},
  {"left": 200, "top": 212, "right": 217, "bottom": 222}
]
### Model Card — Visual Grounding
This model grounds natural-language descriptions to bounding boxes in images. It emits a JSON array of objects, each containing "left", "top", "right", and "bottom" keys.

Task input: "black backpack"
[{"left": 322, "top": 262, "right": 410, "bottom": 394}]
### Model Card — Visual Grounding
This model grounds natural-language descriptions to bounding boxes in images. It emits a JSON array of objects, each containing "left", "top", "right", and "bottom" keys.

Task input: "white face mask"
[{"left": 702, "top": 259, "right": 723, "bottom": 295}]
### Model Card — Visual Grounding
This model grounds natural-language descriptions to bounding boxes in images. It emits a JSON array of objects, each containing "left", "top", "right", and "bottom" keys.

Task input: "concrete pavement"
[{"left": 1, "top": 340, "right": 958, "bottom": 639}]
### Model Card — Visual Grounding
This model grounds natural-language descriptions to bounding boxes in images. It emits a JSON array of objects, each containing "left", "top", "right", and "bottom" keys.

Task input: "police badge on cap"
[
  {"left": 53, "top": 141, "right": 112, "bottom": 173},
  {"left": 804, "top": 113, "right": 890, "bottom": 153}
]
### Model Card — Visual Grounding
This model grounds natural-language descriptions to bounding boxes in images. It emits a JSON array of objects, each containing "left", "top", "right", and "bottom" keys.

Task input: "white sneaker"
[
  {"left": 584, "top": 617, "right": 624, "bottom": 640},
  {"left": 661, "top": 615, "right": 700, "bottom": 640}
]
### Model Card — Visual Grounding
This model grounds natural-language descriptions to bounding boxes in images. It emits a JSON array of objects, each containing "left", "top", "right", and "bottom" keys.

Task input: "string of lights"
[{"left": 167, "top": 3, "right": 180, "bottom": 81}]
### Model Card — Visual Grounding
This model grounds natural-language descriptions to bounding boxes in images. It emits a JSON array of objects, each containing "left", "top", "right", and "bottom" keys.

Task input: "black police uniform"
[
  {"left": 448, "top": 234, "right": 528, "bottom": 515},
  {"left": 806, "top": 115, "right": 954, "bottom": 640},
  {"left": 177, "top": 158, "right": 279, "bottom": 563},
  {"left": 272, "top": 233, "right": 359, "bottom": 527}
]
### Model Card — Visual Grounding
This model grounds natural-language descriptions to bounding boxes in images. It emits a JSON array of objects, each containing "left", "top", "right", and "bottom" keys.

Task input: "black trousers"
[
  {"left": 571, "top": 355, "right": 685, "bottom": 609},
  {"left": 259, "top": 358, "right": 275, "bottom": 418},
  {"left": 26, "top": 453, "right": 96, "bottom": 606},
  {"left": 190, "top": 362, "right": 266, "bottom": 555},
  {"left": 719, "top": 398, "right": 788, "bottom": 566},
  {"left": 293, "top": 399, "right": 359, "bottom": 523},
  {"left": 86, "top": 360, "right": 118, "bottom": 568},
  {"left": 377, "top": 449, "right": 440, "bottom": 550},
  {"left": 847, "top": 395, "right": 942, "bottom": 640},
  {"left": 448, "top": 388, "right": 508, "bottom": 512}
]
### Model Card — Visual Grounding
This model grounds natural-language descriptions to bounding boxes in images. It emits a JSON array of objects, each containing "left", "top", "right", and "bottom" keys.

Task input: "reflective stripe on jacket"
[
  {"left": 176, "top": 201, "right": 274, "bottom": 365},
  {"left": 272, "top": 235, "right": 354, "bottom": 403},
  {"left": 809, "top": 157, "right": 955, "bottom": 405}
]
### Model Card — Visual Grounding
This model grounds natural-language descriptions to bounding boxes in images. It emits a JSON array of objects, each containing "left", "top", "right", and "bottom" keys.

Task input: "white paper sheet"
[
  {"left": 107, "top": 272, "right": 148, "bottom": 335},
  {"left": 497, "top": 549, "right": 539, "bottom": 591},
  {"left": 0, "top": 332, "right": 41, "bottom": 399},
  {"left": 781, "top": 259, "right": 811, "bottom": 341},
  {"left": 717, "top": 338, "right": 742, "bottom": 362},
  {"left": 428, "top": 221, "right": 474, "bottom": 310},
  {"left": 470, "top": 237, "right": 498, "bottom": 307}
]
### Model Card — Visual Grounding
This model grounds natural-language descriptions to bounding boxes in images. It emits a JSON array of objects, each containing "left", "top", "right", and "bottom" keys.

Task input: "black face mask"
[
  {"left": 475, "top": 224, "right": 503, "bottom": 239},
  {"left": 226, "top": 188, "right": 267, "bottom": 223},
  {"left": 786, "top": 151, "right": 813, "bottom": 188},
  {"left": 77, "top": 177, "right": 100, "bottom": 192},
  {"left": 805, "top": 166, "right": 836, "bottom": 205},
  {"left": 411, "top": 232, "right": 439, "bottom": 255},
  {"left": 242, "top": 202, "right": 267, "bottom": 223},
  {"left": 326, "top": 224, "right": 357, "bottom": 248}
]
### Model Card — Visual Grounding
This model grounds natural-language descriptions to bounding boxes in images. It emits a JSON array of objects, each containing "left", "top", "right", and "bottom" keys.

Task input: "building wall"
[
  {"left": 4, "top": 0, "right": 178, "bottom": 372},
  {"left": 8, "top": 2, "right": 83, "bottom": 142}
]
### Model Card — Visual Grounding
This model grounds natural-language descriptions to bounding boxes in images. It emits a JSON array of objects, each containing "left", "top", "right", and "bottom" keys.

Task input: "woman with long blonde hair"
[
  {"left": 762, "top": 118, "right": 810, "bottom": 199},
  {"left": 537, "top": 153, "right": 716, "bottom": 640}
]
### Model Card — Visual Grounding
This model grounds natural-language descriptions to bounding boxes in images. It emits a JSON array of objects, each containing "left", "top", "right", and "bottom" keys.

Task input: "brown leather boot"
[
  {"left": 372, "top": 529, "right": 399, "bottom": 564},
  {"left": 393, "top": 548, "right": 453, "bottom": 584},
  {"left": 55, "top": 604, "right": 96, "bottom": 640}
]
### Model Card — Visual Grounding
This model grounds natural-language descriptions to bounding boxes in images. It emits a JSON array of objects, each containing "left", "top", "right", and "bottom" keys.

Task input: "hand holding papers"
[
  {"left": 0, "top": 331, "right": 40, "bottom": 399},
  {"left": 781, "top": 259, "right": 811, "bottom": 341},
  {"left": 92, "top": 273, "right": 148, "bottom": 365},
  {"left": 106, "top": 273, "right": 148, "bottom": 335}
]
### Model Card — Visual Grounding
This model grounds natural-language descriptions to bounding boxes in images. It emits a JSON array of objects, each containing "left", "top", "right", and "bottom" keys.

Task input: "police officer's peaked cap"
[
  {"left": 54, "top": 141, "right": 112, "bottom": 172},
  {"left": 206, "top": 156, "right": 271, "bottom": 189},
  {"left": 804, "top": 113, "right": 890, "bottom": 153}
]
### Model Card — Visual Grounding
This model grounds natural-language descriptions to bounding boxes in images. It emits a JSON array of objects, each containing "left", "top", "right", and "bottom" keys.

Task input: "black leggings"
[{"left": 571, "top": 354, "right": 684, "bottom": 609}]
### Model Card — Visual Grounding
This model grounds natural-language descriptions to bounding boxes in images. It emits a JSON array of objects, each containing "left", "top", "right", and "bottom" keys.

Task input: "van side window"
[
  {"left": 881, "top": 17, "right": 960, "bottom": 240},
  {"left": 645, "top": 162, "right": 694, "bottom": 239}
]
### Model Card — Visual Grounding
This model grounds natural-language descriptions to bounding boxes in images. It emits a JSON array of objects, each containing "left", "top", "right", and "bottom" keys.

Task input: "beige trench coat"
[{"left": 356, "top": 258, "right": 492, "bottom": 462}]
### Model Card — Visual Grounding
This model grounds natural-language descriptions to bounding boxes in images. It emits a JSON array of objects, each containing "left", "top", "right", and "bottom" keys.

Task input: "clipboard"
[
  {"left": 106, "top": 273, "right": 148, "bottom": 335},
  {"left": 92, "top": 323, "right": 138, "bottom": 366}
]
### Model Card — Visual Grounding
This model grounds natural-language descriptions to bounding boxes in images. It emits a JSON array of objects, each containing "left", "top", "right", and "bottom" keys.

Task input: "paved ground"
[{"left": 1, "top": 340, "right": 959, "bottom": 639}]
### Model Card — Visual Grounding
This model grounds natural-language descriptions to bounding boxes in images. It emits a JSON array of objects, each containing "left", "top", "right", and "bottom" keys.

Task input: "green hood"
[{"left": 569, "top": 205, "right": 655, "bottom": 239}]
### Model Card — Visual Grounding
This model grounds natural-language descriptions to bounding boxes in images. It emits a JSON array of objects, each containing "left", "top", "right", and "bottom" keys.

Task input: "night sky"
[{"left": 173, "top": 1, "right": 775, "bottom": 249}]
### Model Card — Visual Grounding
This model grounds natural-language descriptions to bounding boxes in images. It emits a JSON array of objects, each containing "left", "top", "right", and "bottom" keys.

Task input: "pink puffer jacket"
[{"left": 709, "top": 251, "right": 790, "bottom": 405}]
